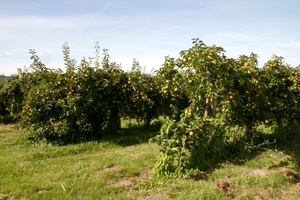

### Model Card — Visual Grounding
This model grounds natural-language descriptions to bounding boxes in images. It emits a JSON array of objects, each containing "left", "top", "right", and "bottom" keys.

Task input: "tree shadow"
[
  {"left": 264, "top": 123, "right": 300, "bottom": 173},
  {"left": 192, "top": 122, "right": 300, "bottom": 180},
  {"left": 227, "top": 123, "right": 300, "bottom": 169},
  {"left": 31, "top": 120, "right": 161, "bottom": 146},
  {"left": 100, "top": 122, "right": 161, "bottom": 146},
  {"left": 0, "top": 115, "right": 18, "bottom": 124}
]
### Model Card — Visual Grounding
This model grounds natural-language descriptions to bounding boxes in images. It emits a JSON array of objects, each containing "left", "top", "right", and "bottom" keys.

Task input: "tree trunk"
[
  {"left": 204, "top": 97, "right": 210, "bottom": 117},
  {"left": 107, "top": 106, "right": 121, "bottom": 132},
  {"left": 211, "top": 98, "right": 218, "bottom": 117}
]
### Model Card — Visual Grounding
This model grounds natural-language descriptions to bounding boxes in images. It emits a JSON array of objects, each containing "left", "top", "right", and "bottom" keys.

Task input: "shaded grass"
[
  {"left": 0, "top": 115, "right": 16, "bottom": 124},
  {"left": 0, "top": 122, "right": 300, "bottom": 199},
  {"left": 16, "top": 118, "right": 162, "bottom": 147}
]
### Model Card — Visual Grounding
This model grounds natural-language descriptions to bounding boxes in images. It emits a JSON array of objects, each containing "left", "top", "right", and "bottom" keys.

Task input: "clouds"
[
  {"left": 3, "top": 52, "right": 13, "bottom": 57},
  {"left": 0, "top": 0, "right": 300, "bottom": 75}
]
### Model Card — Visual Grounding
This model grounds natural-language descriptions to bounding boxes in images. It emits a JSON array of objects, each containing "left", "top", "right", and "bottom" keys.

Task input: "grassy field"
[{"left": 0, "top": 122, "right": 300, "bottom": 200}]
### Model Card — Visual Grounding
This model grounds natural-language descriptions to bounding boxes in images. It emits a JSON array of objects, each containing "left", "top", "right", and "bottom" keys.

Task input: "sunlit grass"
[{"left": 0, "top": 122, "right": 299, "bottom": 199}]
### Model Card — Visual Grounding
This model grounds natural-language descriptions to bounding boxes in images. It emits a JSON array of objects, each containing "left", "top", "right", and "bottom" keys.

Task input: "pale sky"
[{"left": 1, "top": 0, "right": 300, "bottom": 75}]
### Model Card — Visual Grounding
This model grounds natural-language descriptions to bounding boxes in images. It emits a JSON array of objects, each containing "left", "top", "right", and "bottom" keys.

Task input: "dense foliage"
[
  {"left": 152, "top": 39, "right": 300, "bottom": 177},
  {"left": 0, "top": 76, "right": 23, "bottom": 118},
  {"left": 0, "top": 39, "right": 300, "bottom": 178},
  {"left": 0, "top": 43, "right": 165, "bottom": 142}
]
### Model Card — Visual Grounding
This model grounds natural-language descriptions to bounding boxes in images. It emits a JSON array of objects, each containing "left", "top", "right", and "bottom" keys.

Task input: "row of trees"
[
  {"left": 0, "top": 42, "right": 185, "bottom": 142},
  {"left": 1, "top": 39, "right": 300, "bottom": 177}
]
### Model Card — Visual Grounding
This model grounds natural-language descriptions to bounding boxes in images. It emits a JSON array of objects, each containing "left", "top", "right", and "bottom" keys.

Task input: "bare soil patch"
[
  {"left": 250, "top": 168, "right": 269, "bottom": 176},
  {"left": 0, "top": 124, "right": 14, "bottom": 130},
  {"left": 101, "top": 164, "right": 120, "bottom": 172},
  {"left": 253, "top": 189, "right": 272, "bottom": 200},
  {"left": 215, "top": 178, "right": 237, "bottom": 198}
]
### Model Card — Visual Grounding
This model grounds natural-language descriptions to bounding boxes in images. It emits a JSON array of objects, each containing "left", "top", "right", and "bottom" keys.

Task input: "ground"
[{"left": 0, "top": 123, "right": 300, "bottom": 199}]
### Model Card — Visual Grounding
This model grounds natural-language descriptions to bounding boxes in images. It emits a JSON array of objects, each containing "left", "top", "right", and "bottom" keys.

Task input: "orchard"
[
  {"left": 0, "top": 39, "right": 299, "bottom": 178},
  {"left": 153, "top": 39, "right": 300, "bottom": 177}
]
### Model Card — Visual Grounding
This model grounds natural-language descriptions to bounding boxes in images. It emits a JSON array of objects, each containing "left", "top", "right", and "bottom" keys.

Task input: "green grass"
[{"left": 0, "top": 122, "right": 300, "bottom": 200}]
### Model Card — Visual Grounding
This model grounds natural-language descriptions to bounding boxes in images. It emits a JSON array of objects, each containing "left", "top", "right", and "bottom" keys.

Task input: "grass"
[{"left": 0, "top": 121, "right": 300, "bottom": 200}]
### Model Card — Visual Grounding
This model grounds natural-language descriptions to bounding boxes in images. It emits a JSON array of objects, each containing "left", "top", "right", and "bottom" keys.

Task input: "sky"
[{"left": 1, "top": 0, "right": 300, "bottom": 75}]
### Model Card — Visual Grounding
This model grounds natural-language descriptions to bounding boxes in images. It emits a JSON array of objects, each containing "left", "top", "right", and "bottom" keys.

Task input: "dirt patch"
[
  {"left": 111, "top": 169, "right": 171, "bottom": 200},
  {"left": 194, "top": 171, "right": 210, "bottom": 181},
  {"left": 243, "top": 166, "right": 300, "bottom": 181},
  {"left": 110, "top": 169, "right": 153, "bottom": 188},
  {"left": 282, "top": 170, "right": 300, "bottom": 183},
  {"left": 222, "top": 166, "right": 300, "bottom": 199},
  {"left": 270, "top": 167, "right": 300, "bottom": 183},
  {"left": 278, "top": 184, "right": 300, "bottom": 200},
  {"left": 115, "top": 179, "right": 134, "bottom": 187},
  {"left": 0, "top": 124, "right": 14, "bottom": 130},
  {"left": 250, "top": 168, "right": 269, "bottom": 176},
  {"left": 135, "top": 169, "right": 152, "bottom": 180},
  {"left": 253, "top": 189, "right": 272, "bottom": 200},
  {"left": 101, "top": 164, "right": 120, "bottom": 172},
  {"left": 215, "top": 178, "right": 237, "bottom": 198}
]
